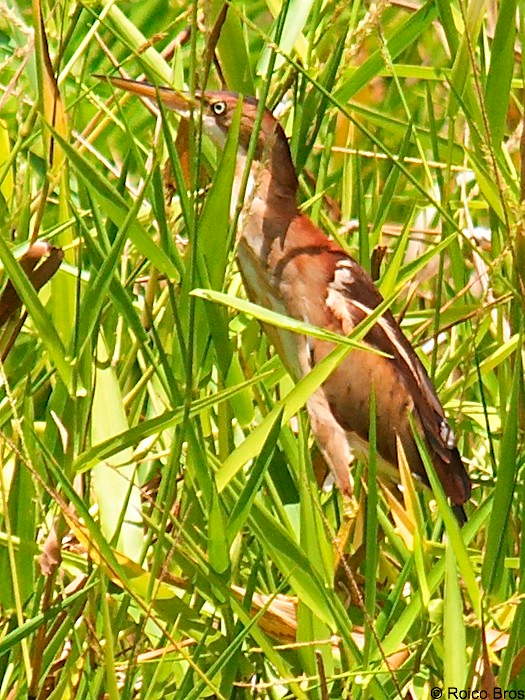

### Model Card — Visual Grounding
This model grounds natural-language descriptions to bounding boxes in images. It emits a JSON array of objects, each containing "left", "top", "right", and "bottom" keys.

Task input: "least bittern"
[{"left": 101, "top": 77, "right": 471, "bottom": 522}]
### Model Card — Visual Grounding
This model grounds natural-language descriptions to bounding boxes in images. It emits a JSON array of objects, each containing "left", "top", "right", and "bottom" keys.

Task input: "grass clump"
[{"left": 0, "top": 1, "right": 523, "bottom": 697}]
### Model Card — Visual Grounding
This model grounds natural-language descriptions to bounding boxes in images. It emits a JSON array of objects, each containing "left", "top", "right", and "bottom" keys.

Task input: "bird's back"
[{"left": 260, "top": 214, "right": 471, "bottom": 507}]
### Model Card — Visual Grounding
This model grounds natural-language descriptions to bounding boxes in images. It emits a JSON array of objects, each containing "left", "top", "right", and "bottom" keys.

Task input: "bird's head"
[
  {"left": 96, "top": 76, "right": 298, "bottom": 206},
  {"left": 97, "top": 77, "right": 282, "bottom": 154}
]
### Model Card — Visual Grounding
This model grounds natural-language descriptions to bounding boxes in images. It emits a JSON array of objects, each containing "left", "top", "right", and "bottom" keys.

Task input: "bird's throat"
[{"left": 230, "top": 135, "right": 299, "bottom": 263}]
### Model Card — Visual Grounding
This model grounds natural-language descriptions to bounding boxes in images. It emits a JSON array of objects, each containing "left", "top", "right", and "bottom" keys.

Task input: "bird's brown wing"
[{"left": 325, "top": 256, "right": 471, "bottom": 505}]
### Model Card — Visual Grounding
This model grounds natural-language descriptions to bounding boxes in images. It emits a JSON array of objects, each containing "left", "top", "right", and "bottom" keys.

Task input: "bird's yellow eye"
[{"left": 211, "top": 101, "right": 227, "bottom": 116}]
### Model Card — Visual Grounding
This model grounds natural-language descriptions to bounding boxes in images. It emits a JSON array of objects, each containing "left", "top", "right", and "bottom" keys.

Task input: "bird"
[{"left": 99, "top": 76, "right": 471, "bottom": 522}]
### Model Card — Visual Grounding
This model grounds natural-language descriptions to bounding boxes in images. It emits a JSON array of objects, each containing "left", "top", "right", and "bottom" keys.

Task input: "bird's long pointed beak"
[{"left": 94, "top": 75, "right": 197, "bottom": 115}]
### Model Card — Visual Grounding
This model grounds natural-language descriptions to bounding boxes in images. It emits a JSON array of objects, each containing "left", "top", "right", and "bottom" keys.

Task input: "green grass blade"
[
  {"left": 443, "top": 543, "right": 467, "bottom": 691},
  {"left": 481, "top": 344, "right": 522, "bottom": 595},
  {"left": 485, "top": 0, "right": 517, "bottom": 146},
  {"left": 335, "top": 2, "right": 438, "bottom": 102}
]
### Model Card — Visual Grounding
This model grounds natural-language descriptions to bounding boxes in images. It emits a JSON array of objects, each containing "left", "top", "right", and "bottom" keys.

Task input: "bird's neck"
[{"left": 232, "top": 124, "right": 299, "bottom": 257}]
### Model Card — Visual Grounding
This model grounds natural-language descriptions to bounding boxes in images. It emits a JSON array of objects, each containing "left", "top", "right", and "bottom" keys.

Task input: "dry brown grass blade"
[
  {"left": 32, "top": 0, "right": 68, "bottom": 172},
  {"left": 38, "top": 524, "right": 62, "bottom": 577},
  {"left": 231, "top": 584, "right": 297, "bottom": 643},
  {"left": 480, "top": 622, "right": 498, "bottom": 695},
  {"left": 381, "top": 481, "right": 415, "bottom": 550},
  {"left": 0, "top": 242, "right": 63, "bottom": 327},
  {"left": 230, "top": 585, "right": 410, "bottom": 669},
  {"left": 510, "top": 646, "right": 525, "bottom": 680}
]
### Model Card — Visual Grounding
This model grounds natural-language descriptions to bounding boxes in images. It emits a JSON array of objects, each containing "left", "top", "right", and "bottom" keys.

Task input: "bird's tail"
[
  {"left": 432, "top": 447, "right": 471, "bottom": 526},
  {"left": 452, "top": 504, "right": 467, "bottom": 526}
]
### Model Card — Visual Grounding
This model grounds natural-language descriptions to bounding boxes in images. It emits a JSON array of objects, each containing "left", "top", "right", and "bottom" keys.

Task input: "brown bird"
[{"left": 101, "top": 77, "right": 471, "bottom": 522}]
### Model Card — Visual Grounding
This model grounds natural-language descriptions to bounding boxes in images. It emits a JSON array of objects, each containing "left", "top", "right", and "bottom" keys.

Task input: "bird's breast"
[{"left": 236, "top": 237, "right": 305, "bottom": 379}]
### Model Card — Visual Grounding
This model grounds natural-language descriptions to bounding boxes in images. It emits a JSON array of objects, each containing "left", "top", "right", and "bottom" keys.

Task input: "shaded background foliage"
[{"left": 0, "top": 0, "right": 524, "bottom": 697}]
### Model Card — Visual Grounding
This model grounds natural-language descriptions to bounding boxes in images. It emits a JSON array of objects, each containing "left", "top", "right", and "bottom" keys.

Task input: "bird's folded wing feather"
[{"left": 326, "top": 256, "right": 458, "bottom": 464}]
